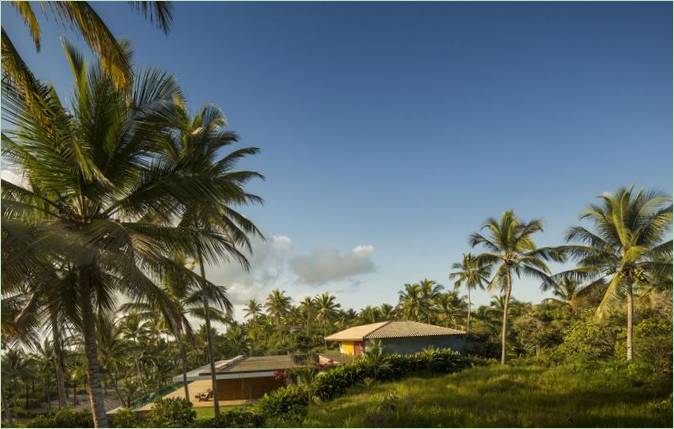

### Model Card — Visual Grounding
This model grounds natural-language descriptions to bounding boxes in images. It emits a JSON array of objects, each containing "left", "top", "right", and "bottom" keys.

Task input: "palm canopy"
[
  {"left": 2, "top": 42, "right": 235, "bottom": 326},
  {"left": 470, "top": 210, "right": 564, "bottom": 292},
  {"left": 450, "top": 253, "right": 490, "bottom": 291},
  {"left": 2, "top": 1, "right": 172, "bottom": 92},
  {"left": 555, "top": 187, "right": 672, "bottom": 317}
]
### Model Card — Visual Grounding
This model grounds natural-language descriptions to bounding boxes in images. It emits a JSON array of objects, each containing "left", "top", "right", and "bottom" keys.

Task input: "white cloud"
[
  {"left": 205, "top": 234, "right": 294, "bottom": 305},
  {"left": 290, "top": 244, "right": 376, "bottom": 286}
]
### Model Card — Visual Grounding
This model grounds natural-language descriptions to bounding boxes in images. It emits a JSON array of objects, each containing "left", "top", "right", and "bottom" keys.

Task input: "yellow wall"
[
  {"left": 339, "top": 341, "right": 364, "bottom": 356},
  {"left": 340, "top": 341, "right": 356, "bottom": 355}
]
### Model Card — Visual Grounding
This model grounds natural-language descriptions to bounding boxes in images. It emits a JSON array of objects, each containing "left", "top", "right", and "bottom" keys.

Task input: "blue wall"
[{"left": 366, "top": 335, "right": 466, "bottom": 355}]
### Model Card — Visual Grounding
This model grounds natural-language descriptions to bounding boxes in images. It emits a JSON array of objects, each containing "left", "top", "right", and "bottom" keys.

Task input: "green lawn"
[{"left": 303, "top": 363, "right": 672, "bottom": 427}]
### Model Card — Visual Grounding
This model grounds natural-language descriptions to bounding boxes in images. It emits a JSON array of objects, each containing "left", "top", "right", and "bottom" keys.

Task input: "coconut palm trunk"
[
  {"left": 79, "top": 268, "right": 109, "bottom": 427},
  {"left": 50, "top": 310, "right": 67, "bottom": 407},
  {"left": 500, "top": 273, "right": 512, "bottom": 365},
  {"left": 178, "top": 333, "right": 191, "bottom": 400},
  {"left": 626, "top": 281, "right": 634, "bottom": 361},
  {"left": 466, "top": 286, "right": 471, "bottom": 333},
  {"left": 198, "top": 254, "right": 221, "bottom": 418}
]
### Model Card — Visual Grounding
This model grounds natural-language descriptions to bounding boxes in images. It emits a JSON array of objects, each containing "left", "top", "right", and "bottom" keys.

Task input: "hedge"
[{"left": 256, "top": 348, "right": 480, "bottom": 425}]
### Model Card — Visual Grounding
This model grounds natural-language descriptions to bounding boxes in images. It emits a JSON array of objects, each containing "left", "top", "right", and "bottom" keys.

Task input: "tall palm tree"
[
  {"left": 419, "top": 279, "right": 444, "bottom": 323},
  {"left": 450, "top": 253, "right": 490, "bottom": 333},
  {"left": 2, "top": 44, "right": 242, "bottom": 426},
  {"left": 157, "top": 100, "right": 263, "bottom": 418},
  {"left": 2, "top": 1, "right": 172, "bottom": 95},
  {"left": 557, "top": 187, "right": 672, "bottom": 361},
  {"left": 314, "top": 293, "right": 341, "bottom": 348},
  {"left": 470, "top": 210, "right": 562, "bottom": 365}
]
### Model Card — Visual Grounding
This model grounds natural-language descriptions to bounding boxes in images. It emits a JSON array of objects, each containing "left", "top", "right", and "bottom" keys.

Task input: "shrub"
[
  {"left": 551, "top": 319, "right": 619, "bottom": 365},
  {"left": 147, "top": 398, "right": 196, "bottom": 428},
  {"left": 110, "top": 408, "right": 144, "bottom": 428},
  {"left": 27, "top": 408, "right": 93, "bottom": 427},
  {"left": 256, "top": 384, "right": 309, "bottom": 426},
  {"left": 191, "top": 409, "right": 264, "bottom": 428}
]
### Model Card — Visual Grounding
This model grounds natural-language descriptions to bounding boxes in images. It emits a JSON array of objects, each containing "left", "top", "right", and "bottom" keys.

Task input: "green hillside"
[{"left": 303, "top": 363, "right": 672, "bottom": 427}]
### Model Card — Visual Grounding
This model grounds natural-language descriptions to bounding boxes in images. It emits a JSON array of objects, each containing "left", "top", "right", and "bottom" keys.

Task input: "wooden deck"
[{"left": 136, "top": 380, "right": 256, "bottom": 411}]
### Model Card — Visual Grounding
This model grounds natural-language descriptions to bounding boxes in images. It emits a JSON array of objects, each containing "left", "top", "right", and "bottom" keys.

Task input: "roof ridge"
[
  {"left": 363, "top": 320, "right": 392, "bottom": 339},
  {"left": 215, "top": 354, "right": 246, "bottom": 372}
]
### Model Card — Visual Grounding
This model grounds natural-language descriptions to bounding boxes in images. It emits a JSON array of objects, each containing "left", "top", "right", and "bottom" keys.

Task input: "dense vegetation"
[{"left": 1, "top": 1, "right": 672, "bottom": 428}]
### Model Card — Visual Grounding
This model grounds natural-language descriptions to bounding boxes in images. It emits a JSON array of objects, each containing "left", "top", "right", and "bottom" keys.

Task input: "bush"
[
  {"left": 27, "top": 408, "right": 93, "bottom": 427},
  {"left": 256, "top": 384, "right": 309, "bottom": 426},
  {"left": 110, "top": 408, "right": 144, "bottom": 428},
  {"left": 147, "top": 398, "right": 195, "bottom": 428},
  {"left": 191, "top": 409, "right": 264, "bottom": 428},
  {"left": 551, "top": 319, "right": 619, "bottom": 365}
]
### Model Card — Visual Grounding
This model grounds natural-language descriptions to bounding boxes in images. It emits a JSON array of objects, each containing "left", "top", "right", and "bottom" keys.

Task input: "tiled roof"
[
  {"left": 197, "top": 355, "right": 305, "bottom": 376},
  {"left": 366, "top": 321, "right": 465, "bottom": 338},
  {"left": 324, "top": 321, "right": 390, "bottom": 341},
  {"left": 325, "top": 321, "right": 465, "bottom": 341}
]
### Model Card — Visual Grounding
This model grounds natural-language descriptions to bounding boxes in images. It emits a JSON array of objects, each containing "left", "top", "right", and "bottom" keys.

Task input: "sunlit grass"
[{"left": 303, "top": 363, "right": 672, "bottom": 427}]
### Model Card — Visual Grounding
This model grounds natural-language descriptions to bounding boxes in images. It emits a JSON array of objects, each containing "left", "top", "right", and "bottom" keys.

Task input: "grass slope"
[{"left": 303, "top": 363, "right": 672, "bottom": 427}]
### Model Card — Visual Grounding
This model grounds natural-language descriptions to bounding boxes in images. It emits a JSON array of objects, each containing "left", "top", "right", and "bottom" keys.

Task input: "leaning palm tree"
[
  {"left": 2, "top": 44, "right": 243, "bottom": 426},
  {"left": 556, "top": 187, "right": 672, "bottom": 361},
  {"left": 470, "top": 210, "right": 563, "bottom": 365},
  {"left": 2, "top": 1, "right": 172, "bottom": 95},
  {"left": 450, "top": 253, "right": 490, "bottom": 333}
]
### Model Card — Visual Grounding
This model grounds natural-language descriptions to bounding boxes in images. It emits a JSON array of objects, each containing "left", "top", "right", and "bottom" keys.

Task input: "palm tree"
[
  {"left": 314, "top": 293, "right": 341, "bottom": 348},
  {"left": 434, "top": 291, "right": 467, "bottom": 329},
  {"left": 450, "top": 253, "right": 490, "bottom": 333},
  {"left": 298, "top": 296, "right": 316, "bottom": 336},
  {"left": 265, "top": 289, "right": 292, "bottom": 329},
  {"left": 379, "top": 303, "right": 396, "bottom": 321},
  {"left": 2, "top": 44, "right": 244, "bottom": 426},
  {"left": 398, "top": 281, "right": 440, "bottom": 322},
  {"left": 1, "top": 347, "right": 29, "bottom": 426},
  {"left": 157, "top": 101, "right": 263, "bottom": 419},
  {"left": 359, "top": 306, "right": 382, "bottom": 324},
  {"left": 419, "top": 279, "right": 444, "bottom": 323},
  {"left": 543, "top": 277, "right": 585, "bottom": 312},
  {"left": 2, "top": 1, "right": 172, "bottom": 95},
  {"left": 398, "top": 283, "right": 425, "bottom": 321},
  {"left": 244, "top": 299, "right": 263, "bottom": 320},
  {"left": 557, "top": 187, "right": 672, "bottom": 361},
  {"left": 470, "top": 210, "right": 563, "bottom": 365}
]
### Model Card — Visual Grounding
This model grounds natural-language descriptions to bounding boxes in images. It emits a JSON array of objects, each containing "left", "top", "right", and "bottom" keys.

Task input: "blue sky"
[{"left": 2, "top": 2, "right": 672, "bottom": 317}]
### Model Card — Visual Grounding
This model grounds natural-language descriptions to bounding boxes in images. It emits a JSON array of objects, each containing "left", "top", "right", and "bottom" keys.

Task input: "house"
[
  {"left": 148, "top": 354, "right": 307, "bottom": 408},
  {"left": 324, "top": 320, "right": 466, "bottom": 356}
]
